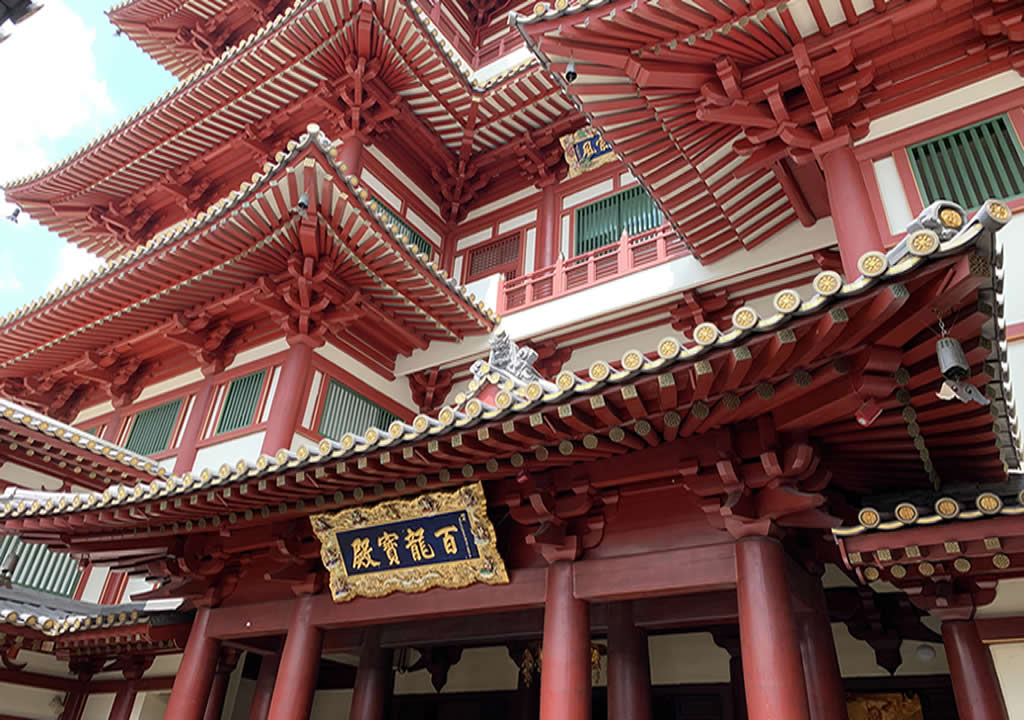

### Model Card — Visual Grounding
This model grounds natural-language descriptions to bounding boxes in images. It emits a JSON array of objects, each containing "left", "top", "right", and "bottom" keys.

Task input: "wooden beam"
[{"left": 208, "top": 544, "right": 737, "bottom": 638}]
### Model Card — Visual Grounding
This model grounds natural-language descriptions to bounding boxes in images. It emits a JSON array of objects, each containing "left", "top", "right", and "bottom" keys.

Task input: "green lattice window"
[
  {"left": 216, "top": 370, "right": 267, "bottom": 435},
  {"left": 0, "top": 535, "right": 81, "bottom": 597},
  {"left": 908, "top": 115, "right": 1024, "bottom": 209},
  {"left": 574, "top": 185, "right": 662, "bottom": 255},
  {"left": 371, "top": 196, "right": 434, "bottom": 258},
  {"left": 318, "top": 379, "right": 398, "bottom": 441},
  {"left": 123, "top": 399, "right": 183, "bottom": 456}
]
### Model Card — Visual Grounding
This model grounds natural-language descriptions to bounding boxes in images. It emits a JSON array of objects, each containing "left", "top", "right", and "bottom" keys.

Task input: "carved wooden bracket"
[
  {"left": 501, "top": 470, "right": 619, "bottom": 563},
  {"left": 683, "top": 428, "right": 838, "bottom": 539},
  {"left": 254, "top": 254, "right": 364, "bottom": 347},
  {"left": 169, "top": 312, "right": 254, "bottom": 376},
  {"left": 696, "top": 43, "right": 873, "bottom": 173},
  {"left": 408, "top": 367, "right": 456, "bottom": 414},
  {"left": 78, "top": 351, "right": 155, "bottom": 408},
  {"left": 530, "top": 340, "right": 572, "bottom": 380}
]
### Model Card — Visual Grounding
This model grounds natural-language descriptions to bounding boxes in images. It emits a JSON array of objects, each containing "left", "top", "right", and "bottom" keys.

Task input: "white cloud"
[
  {"left": 0, "top": 253, "right": 22, "bottom": 291},
  {"left": 0, "top": 1, "right": 114, "bottom": 185},
  {"left": 48, "top": 244, "right": 103, "bottom": 291},
  {"left": 0, "top": 2, "right": 111, "bottom": 289}
]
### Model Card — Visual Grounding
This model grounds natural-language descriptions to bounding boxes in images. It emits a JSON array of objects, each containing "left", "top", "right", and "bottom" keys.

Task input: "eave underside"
[
  {"left": 516, "top": 0, "right": 1024, "bottom": 263},
  {"left": 1, "top": 207, "right": 1016, "bottom": 573}
]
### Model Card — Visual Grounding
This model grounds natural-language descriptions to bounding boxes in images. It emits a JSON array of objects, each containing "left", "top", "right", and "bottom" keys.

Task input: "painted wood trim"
[
  {"left": 310, "top": 353, "right": 414, "bottom": 421},
  {"left": 976, "top": 616, "right": 1024, "bottom": 643},
  {"left": 80, "top": 351, "right": 290, "bottom": 443},
  {"left": 854, "top": 87, "right": 1024, "bottom": 160}
]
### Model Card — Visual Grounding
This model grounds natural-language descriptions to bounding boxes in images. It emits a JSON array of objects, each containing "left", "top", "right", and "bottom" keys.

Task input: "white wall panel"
[
  {"left": 862, "top": 71, "right": 1024, "bottom": 144},
  {"left": 872, "top": 157, "right": 915, "bottom": 233},
  {"left": 991, "top": 642, "right": 1024, "bottom": 719},
  {"left": 562, "top": 179, "right": 614, "bottom": 210},
  {"left": 193, "top": 431, "right": 266, "bottom": 473}
]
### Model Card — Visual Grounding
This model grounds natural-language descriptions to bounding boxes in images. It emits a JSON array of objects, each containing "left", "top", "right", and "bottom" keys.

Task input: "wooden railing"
[{"left": 497, "top": 224, "right": 689, "bottom": 314}]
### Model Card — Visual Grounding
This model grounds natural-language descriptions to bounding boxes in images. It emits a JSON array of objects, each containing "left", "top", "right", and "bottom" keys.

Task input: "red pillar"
[
  {"left": 536, "top": 183, "right": 559, "bottom": 269},
  {"left": 266, "top": 596, "right": 323, "bottom": 720},
  {"left": 349, "top": 629, "right": 394, "bottom": 720},
  {"left": 942, "top": 621, "right": 1008, "bottom": 720},
  {"left": 607, "top": 601, "right": 652, "bottom": 720},
  {"left": 248, "top": 653, "right": 280, "bottom": 720},
  {"left": 339, "top": 136, "right": 364, "bottom": 179},
  {"left": 820, "top": 144, "right": 884, "bottom": 279},
  {"left": 107, "top": 689, "right": 136, "bottom": 720},
  {"left": 166, "top": 607, "right": 222, "bottom": 720},
  {"left": 539, "top": 561, "right": 591, "bottom": 720},
  {"left": 796, "top": 581, "right": 848, "bottom": 720},
  {"left": 108, "top": 659, "right": 150, "bottom": 720},
  {"left": 203, "top": 648, "right": 240, "bottom": 720},
  {"left": 60, "top": 689, "right": 89, "bottom": 720},
  {"left": 711, "top": 626, "right": 747, "bottom": 720},
  {"left": 100, "top": 409, "right": 123, "bottom": 443},
  {"left": 736, "top": 537, "right": 811, "bottom": 720},
  {"left": 259, "top": 342, "right": 314, "bottom": 457},
  {"left": 174, "top": 377, "right": 216, "bottom": 475}
]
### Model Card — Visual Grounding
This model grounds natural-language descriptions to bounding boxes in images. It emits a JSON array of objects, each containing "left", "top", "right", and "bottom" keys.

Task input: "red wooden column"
[
  {"left": 174, "top": 376, "right": 216, "bottom": 475},
  {"left": 819, "top": 144, "right": 884, "bottom": 279},
  {"left": 248, "top": 652, "right": 280, "bottom": 720},
  {"left": 942, "top": 621, "right": 1008, "bottom": 720},
  {"left": 100, "top": 409, "right": 123, "bottom": 443},
  {"left": 796, "top": 578, "right": 848, "bottom": 720},
  {"left": 203, "top": 648, "right": 241, "bottom": 720},
  {"left": 735, "top": 536, "right": 811, "bottom": 720},
  {"left": 266, "top": 596, "right": 323, "bottom": 720},
  {"left": 536, "top": 183, "right": 560, "bottom": 269},
  {"left": 539, "top": 561, "right": 591, "bottom": 720},
  {"left": 64, "top": 659, "right": 104, "bottom": 720},
  {"left": 166, "top": 607, "right": 222, "bottom": 720},
  {"left": 259, "top": 341, "right": 314, "bottom": 457},
  {"left": 349, "top": 629, "right": 394, "bottom": 720},
  {"left": 711, "top": 627, "right": 747, "bottom": 720},
  {"left": 108, "top": 658, "right": 152, "bottom": 720},
  {"left": 61, "top": 688, "right": 89, "bottom": 720},
  {"left": 339, "top": 136, "right": 364, "bottom": 179},
  {"left": 607, "top": 601, "right": 652, "bottom": 720}
]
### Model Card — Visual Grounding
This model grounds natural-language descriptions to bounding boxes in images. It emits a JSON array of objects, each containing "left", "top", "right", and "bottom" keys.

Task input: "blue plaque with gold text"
[{"left": 310, "top": 483, "right": 508, "bottom": 602}]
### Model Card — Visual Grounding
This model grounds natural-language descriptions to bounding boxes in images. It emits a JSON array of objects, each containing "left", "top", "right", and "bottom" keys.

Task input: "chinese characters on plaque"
[
  {"left": 310, "top": 482, "right": 508, "bottom": 602},
  {"left": 560, "top": 127, "right": 617, "bottom": 178}
]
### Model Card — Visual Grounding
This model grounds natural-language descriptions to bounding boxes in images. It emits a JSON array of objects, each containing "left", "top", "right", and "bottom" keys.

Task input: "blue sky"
[{"left": 0, "top": 1, "right": 175, "bottom": 315}]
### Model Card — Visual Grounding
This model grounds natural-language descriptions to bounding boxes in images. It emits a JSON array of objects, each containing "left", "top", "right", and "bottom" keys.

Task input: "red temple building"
[{"left": 3, "top": 1, "right": 1024, "bottom": 719}]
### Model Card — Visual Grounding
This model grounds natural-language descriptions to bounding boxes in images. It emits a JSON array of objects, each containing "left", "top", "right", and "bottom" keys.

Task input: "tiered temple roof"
[
  {"left": 0, "top": 127, "right": 495, "bottom": 416},
  {"left": 0, "top": 200, "right": 1016, "bottom": 575},
  {"left": 4, "top": 0, "right": 582, "bottom": 257}
]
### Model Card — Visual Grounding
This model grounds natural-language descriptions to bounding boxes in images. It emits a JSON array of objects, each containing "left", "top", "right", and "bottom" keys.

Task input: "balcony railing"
[{"left": 497, "top": 224, "right": 688, "bottom": 314}]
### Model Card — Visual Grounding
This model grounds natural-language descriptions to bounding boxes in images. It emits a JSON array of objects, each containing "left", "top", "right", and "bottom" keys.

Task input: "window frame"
[
  {"left": 120, "top": 397, "right": 188, "bottom": 458},
  {"left": 906, "top": 113, "right": 1024, "bottom": 211},
  {"left": 572, "top": 184, "right": 662, "bottom": 257},
  {"left": 315, "top": 377, "right": 400, "bottom": 442},
  {"left": 464, "top": 231, "right": 523, "bottom": 283},
  {"left": 209, "top": 368, "right": 273, "bottom": 438}
]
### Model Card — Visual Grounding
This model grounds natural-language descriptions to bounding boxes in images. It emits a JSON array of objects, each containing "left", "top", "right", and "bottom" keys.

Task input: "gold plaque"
[{"left": 310, "top": 482, "right": 508, "bottom": 602}]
